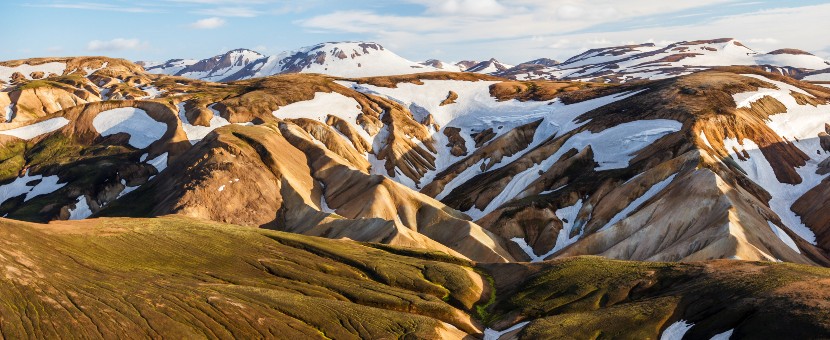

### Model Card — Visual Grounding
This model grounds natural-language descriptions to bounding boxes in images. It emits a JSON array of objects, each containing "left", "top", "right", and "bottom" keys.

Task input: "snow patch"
[
  {"left": 272, "top": 92, "right": 372, "bottom": 144},
  {"left": 600, "top": 174, "right": 678, "bottom": 231},
  {"left": 513, "top": 199, "right": 587, "bottom": 262},
  {"left": 661, "top": 320, "right": 693, "bottom": 340},
  {"left": 116, "top": 179, "right": 139, "bottom": 199},
  {"left": 710, "top": 328, "right": 734, "bottom": 340},
  {"left": 68, "top": 195, "right": 93, "bottom": 220},
  {"left": 0, "top": 117, "right": 69, "bottom": 140},
  {"left": 176, "top": 103, "right": 233, "bottom": 144},
  {"left": 768, "top": 221, "right": 801, "bottom": 254},
  {"left": 471, "top": 119, "right": 681, "bottom": 219},
  {"left": 0, "top": 171, "right": 66, "bottom": 205},
  {"left": 4, "top": 103, "right": 13, "bottom": 122},
  {"left": 146, "top": 152, "right": 169, "bottom": 172},
  {"left": 0, "top": 62, "right": 66, "bottom": 85},
  {"left": 483, "top": 321, "right": 530, "bottom": 340},
  {"left": 93, "top": 107, "right": 166, "bottom": 148}
]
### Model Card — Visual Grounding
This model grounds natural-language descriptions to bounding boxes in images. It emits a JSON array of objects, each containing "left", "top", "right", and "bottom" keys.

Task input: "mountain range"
[
  {"left": 140, "top": 38, "right": 830, "bottom": 84},
  {"left": 1, "top": 38, "right": 830, "bottom": 338}
]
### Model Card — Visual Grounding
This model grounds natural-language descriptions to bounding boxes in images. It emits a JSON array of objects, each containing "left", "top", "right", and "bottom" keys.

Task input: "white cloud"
[
  {"left": 26, "top": 2, "right": 156, "bottom": 13},
  {"left": 195, "top": 6, "right": 259, "bottom": 17},
  {"left": 86, "top": 38, "right": 148, "bottom": 52},
  {"left": 412, "top": 0, "right": 509, "bottom": 16},
  {"left": 189, "top": 17, "right": 226, "bottom": 29},
  {"left": 300, "top": 1, "right": 830, "bottom": 64}
]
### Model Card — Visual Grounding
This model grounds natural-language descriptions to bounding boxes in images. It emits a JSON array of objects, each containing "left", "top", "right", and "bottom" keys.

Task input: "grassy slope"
[
  {"left": 0, "top": 216, "right": 829, "bottom": 339},
  {"left": 0, "top": 216, "right": 482, "bottom": 339},
  {"left": 482, "top": 257, "right": 830, "bottom": 339}
]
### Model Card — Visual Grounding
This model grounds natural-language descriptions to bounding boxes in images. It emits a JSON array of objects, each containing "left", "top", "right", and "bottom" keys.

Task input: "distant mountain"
[
  {"left": 419, "top": 59, "right": 466, "bottom": 72},
  {"left": 145, "top": 48, "right": 263, "bottom": 82},
  {"left": 521, "top": 58, "right": 560, "bottom": 67},
  {"left": 500, "top": 38, "right": 830, "bottom": 82},
  {"left": 465, "top": 58, "right": 514, "bottom": 74},
  {"left": 145, "top": 42, "right": 437, "bottom": 81}
]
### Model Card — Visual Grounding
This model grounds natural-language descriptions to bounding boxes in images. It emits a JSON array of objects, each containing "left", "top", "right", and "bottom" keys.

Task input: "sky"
[{"left": 5, "top": 0, "right": 830, "bottom": 64}]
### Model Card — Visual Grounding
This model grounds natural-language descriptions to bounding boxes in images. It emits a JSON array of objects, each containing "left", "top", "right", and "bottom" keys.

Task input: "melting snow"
[
  {"left": 600, "top": 174, "right": 678, "bottom": 231},
  {"left": 483, "top": 321, "right": 530, "bottom": 340},
  {"left": 0, "top": 62, "right": 66, "bottom": 85},
  {"left": 147, "top": 152, "right": 169, "bottom": 172},
  {"left": 512, "top": 199, "right": 586, "bottom": 262},
  {"left": 661, "top": 320, "right": 693, "bottom": 340},
  {"left": 93, "top": 107, "right": 166, "bottom": 148},
  {"left": 68, "top": 195, "right": 93, "bottom": 220},
  {"left": 139, "top": 85, "right": 166, "bottom": 99},
  {"left": 4, "top": 103, "right": 13, "bottom": 122},
  {"left": 724, "top": 75, "right": 830, "bottom": 244},
  {"left": 0, "top": 171, "right": 66, "bottom": 205},
  {"left": 768, "top": 221, "right": 801, "bottom": 253},
  {"left": 116, "top": 179, "right": 139, "bottom": 199},
  {"left": 177, "top": 103, "right": 232, "bottom": 144},
  {"left": 273, "top": 91, "right": 372, "bottom": 144},
  {"left": 0, "top": 117, "right": 69, "bottom": 140},
  {"left": 470, "top": 119, "right": 681, "bottom": 219},
  {"left": 351, "top": 78, "right": 647, "bottom": 191},
  {"left": 710, "top": 328, "right": 734, "bottom": 340}
]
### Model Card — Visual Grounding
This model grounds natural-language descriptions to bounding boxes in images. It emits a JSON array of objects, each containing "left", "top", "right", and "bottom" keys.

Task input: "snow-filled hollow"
[
  {"left": 93, "top": 107, "right": 167, "bottom": 148},
  {"left": 0, "top": 117, "right": 69, "bottom": 140}
]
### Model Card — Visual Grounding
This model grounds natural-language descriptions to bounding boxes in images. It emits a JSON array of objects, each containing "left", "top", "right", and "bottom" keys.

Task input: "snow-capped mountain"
[
  {"left": 419, "top": 59, "right": 466, "bottom": 72},
  {"left": 140, "top": 38, "right": 830, "bottom": 84},
  {"left": 519, "top": 58, "right": 560, "bottom": 67},
  {"left": 146, "top": 48, "right": 263, "bottom": 82},
  {"left": 465, "top": 58, "right": 514, "bottom": 74},
  {"left": 146, "top": 42, "right": 438, "bottom": 82},
  {"left": 501, "top": 38, "right": 830, "bottom": 82},
  {"left": 142, "top": 58, "right": 197, "bottom": 75}
]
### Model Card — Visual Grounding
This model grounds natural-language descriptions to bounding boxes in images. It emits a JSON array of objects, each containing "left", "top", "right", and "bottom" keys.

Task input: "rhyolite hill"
[{"left": 1, "top": 38, "right": 830, "bottom": 338}]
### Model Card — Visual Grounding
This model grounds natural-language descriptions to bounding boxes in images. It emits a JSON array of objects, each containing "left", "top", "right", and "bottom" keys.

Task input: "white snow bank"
[
  {"left": 68, "top": 195, "right": 93, "bottom": 220},
  {"left": 726, "top": 75, "right": 830, "bottom": 244},
  {"left": 470, "top": 119, "right": 681, "bottom": 219},
  {"left": 768, "top": 221, "right": 801, "bottom": 253},
  {"left": 724, "top": 138, "right": 818, "bottom": 244},
  {"left": 600, "top": 174, "right": 678, "bottom": 231},
  {"left": 272, "top": 91, "right": 372, "bottom": 144},
  {"left": 4, "top": 103, "right": 13, "bottom": 122},
  {"left": 803, "top": 72, "right": 830, "bottom": 82},
  {"left": 710, "top": 329, "right": 734, "bottom": 340},
  {"left": 732, "top": 74, "right": 810, "bottom": 109},
  {"left": 348, "top": 78, "right": 647, "bottom": 190},
  {"left": 0, "top": 171, "right": 66, "bottom": 205},
  {"left": 176, "top": 103, "right": 234, "bottom": 144},
  {"left": 93, "top": 107, "right": 167, "bottom": 148},
  {"left": 147, "top": 152, "right": 169, "bottom": 172},
  {"left": 661, "top": 320, "right": 693, "bottom": 340},
  {"left": 0, "top": 117, "right": 69, "bottom": 140},
  {"left": 512, "top": 199, "right": 586, "bottom": 262},
  {"left": 140, "top": 85, "right": 166, "bottom": 99},
  {"left": 0, "top": 62, "right": 66, "bottom": 85},
  {"left": 483, "top": 321, "right": 530, "bottom": 340}
]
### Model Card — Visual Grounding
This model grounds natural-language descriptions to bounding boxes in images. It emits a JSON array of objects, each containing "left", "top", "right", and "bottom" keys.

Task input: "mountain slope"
[
  {"left": 147, "top": 42, "right": 437, "bottom": 81},
  {"left": 0, "top": 216, "right": 828, "bottom": 338},
  {"left": 501, "top": 38, "right": 830, "bottom": 82},
  {"left": 1, "top": 56, "right": 829, "bottom": 268}
]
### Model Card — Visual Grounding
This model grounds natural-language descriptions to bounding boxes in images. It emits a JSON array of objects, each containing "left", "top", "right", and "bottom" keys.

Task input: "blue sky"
[{"left": 5, "top": 0, "right": 830, "bottom": 64}]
